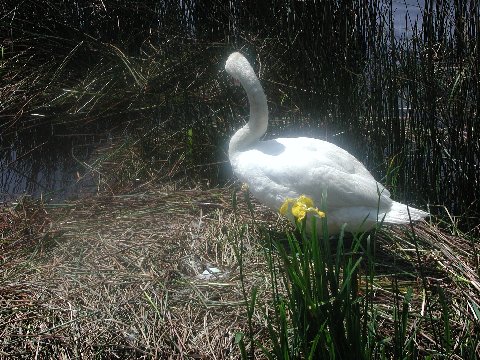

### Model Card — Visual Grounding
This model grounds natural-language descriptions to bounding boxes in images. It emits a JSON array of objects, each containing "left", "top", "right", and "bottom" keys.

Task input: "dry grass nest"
[{"left": 1, "top": 187, "right": 479, "bottom": 359}]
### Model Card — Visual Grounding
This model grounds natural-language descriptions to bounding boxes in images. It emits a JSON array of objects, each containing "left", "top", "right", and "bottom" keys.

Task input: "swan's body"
[{"left": 226, "top": 52, "right": 428, "bottom": 235}]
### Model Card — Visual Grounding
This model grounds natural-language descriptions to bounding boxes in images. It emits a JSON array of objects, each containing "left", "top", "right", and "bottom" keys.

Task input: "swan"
[{"left": 225, "top": 52, "right": 428, "bottom": 235}]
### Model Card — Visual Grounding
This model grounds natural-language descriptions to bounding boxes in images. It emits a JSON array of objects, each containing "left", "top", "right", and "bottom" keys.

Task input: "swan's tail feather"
[{"left": 382, "top": 201, "right": 429, "bottom": 224}]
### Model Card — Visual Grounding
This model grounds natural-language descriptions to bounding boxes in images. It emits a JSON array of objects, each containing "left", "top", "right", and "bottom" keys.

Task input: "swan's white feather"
[
  {"left": 226, "top": 52, "right": 428, "bottom": 235},
  {"left": 230, "top": 137, "right": 396, "bottom": 234}
]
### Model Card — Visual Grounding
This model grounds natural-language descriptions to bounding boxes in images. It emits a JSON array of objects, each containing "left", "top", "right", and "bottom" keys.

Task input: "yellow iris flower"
[{"left": 280, "top": 195, "right": 325, "bottom": 221}]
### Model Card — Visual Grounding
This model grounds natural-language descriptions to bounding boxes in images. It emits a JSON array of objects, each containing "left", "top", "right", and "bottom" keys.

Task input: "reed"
[{"left": 1, "top": 0, "right": 477, "bottom": 227}]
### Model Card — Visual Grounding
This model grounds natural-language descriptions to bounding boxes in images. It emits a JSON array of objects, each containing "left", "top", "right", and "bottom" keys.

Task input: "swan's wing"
[
  {"left": 300, "top": 165, "right": 391, "bottom": 209},
  {"left": 232, "top": 138, "right": 392, "bottom": 211}
]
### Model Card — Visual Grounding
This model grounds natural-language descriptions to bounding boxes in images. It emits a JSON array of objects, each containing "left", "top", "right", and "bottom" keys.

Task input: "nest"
[{"left": 0, "top": 187, "right": 479, "bottom": 358}]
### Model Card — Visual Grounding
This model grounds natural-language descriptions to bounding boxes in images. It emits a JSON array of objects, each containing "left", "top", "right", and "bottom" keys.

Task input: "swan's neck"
[{"left": 228, "top": 70, "right": 268, "bottom": 159}]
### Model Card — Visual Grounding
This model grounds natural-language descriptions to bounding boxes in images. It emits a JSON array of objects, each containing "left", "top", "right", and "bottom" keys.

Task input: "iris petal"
[{"left": 279, "top": 195, "right": 325, "bottom": 221}]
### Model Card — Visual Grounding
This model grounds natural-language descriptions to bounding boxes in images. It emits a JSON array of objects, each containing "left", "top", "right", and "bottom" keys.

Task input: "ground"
[{"left": 1, "top": 187, "right": 479, "bottom": 358}]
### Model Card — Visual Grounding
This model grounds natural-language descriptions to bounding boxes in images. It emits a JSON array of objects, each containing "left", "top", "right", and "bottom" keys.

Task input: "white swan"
[{"left": 225, "top": 52, "right": 428, "bottom": 235}]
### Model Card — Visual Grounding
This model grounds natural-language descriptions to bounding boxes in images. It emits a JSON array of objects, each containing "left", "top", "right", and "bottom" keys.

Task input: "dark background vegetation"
[{"left": 1, "top": 0, "right": 479, "bottom": 231}]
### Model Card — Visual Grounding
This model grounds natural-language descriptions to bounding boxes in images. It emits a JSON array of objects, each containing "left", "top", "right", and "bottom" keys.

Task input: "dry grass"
[
  {"left": 0, "top": 188, "right": 280, "bottom": 358},
  {"left": 363, "top": 225, "right": 480, "bottom": 356},
  {"left": 1, "top": 187, "right": 479, "bottom": 358}
]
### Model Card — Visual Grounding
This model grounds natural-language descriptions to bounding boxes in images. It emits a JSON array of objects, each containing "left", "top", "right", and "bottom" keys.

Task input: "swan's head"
[{"left": 225, "top": 52, "right": 258, "bottom": 86}]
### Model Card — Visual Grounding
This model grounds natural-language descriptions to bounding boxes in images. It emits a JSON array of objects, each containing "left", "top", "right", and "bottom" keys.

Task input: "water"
[
  {"left": 0, "top": 121, "right": 109, "bottom": 203},
  {"left": 391, "top": 0, "right": 423, "bottom": 38}
]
